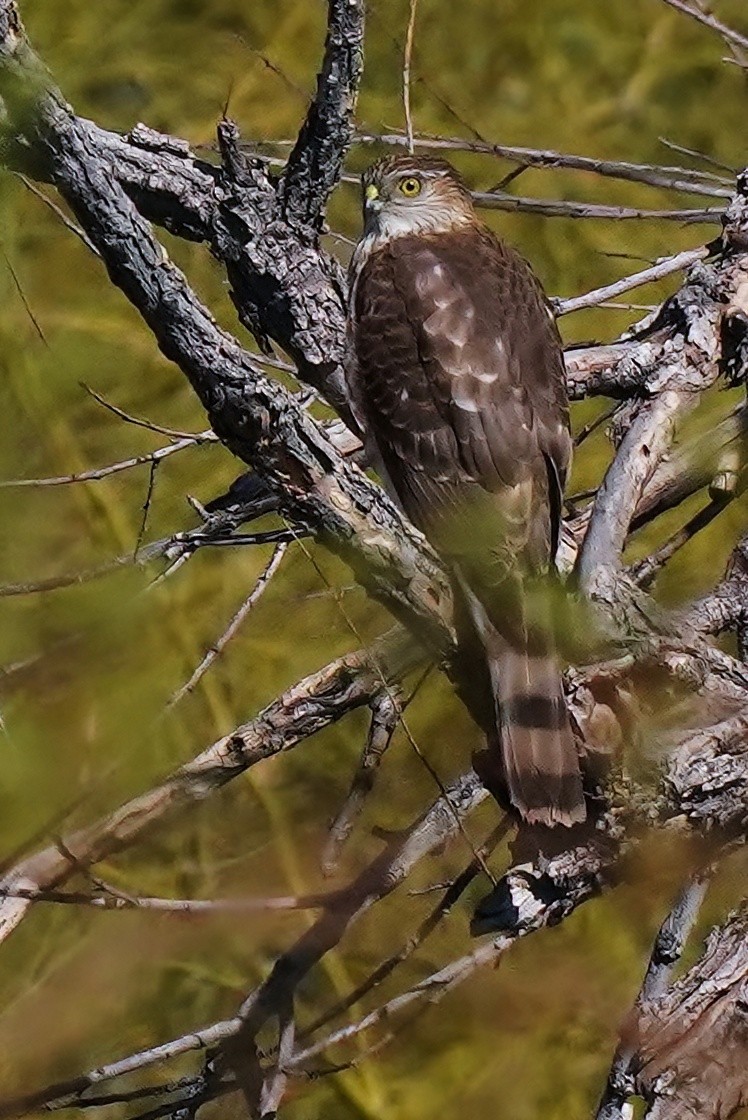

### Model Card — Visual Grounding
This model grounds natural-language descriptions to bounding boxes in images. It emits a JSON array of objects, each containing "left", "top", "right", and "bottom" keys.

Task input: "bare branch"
[
  {"left": 660, "top": 709, "right": 748, "bottom": 833},
  {"left": 278, "top": 0, "right": 365, "bottom": 228},
  {"left": 473, "top": 191, "right": 724, "bottom": 223},
  {"left": 259, "top": 1000, "right": 295, "bottom": 1119},
  {"left": 358, "top": 132, "right": 735, "bottom": 195},
  {"left": 555, "top": 247, "right": 708, "bottom": 316},
  {"left": 635, "top": 902, "right": 748, "bottom": 1118},
  {"left": 165, "top": 542, "right": 288, "bottom": 709},
  {"left": 16, "top": 172, "right": 100, "bottom": 253},
  {"left": 321, "top": 687, "right": 401, "bottom": 875},
  {"left": 578, "top": 390, "right": 695, "bottom": 611},
  {"left": 596, "top": 867, "right": 714, "bottom": 1119},
  {"left": 660, "top": 0, "right": 748, "bottom": 54},
  {"left": 0, "top": 432, "right": 214, "bottom": 488},
  {"left": 0, "top": 885, "right": 332, "bottom": 914}
]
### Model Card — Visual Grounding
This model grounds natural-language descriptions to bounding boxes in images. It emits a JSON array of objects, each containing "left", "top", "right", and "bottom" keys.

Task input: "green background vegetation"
[{"left": 0, "top": 1, "right": 747, "bottom": 1116}]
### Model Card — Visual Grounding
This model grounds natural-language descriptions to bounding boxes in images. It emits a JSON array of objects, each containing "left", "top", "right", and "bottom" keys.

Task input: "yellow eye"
[{"left": 398, "top": 176, "right": 422, "bottom": 197}]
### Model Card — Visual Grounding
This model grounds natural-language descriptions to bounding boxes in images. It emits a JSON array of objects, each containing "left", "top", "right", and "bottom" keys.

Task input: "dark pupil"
[{"left": 404, "top": 179, "right": 417, "bottom": 192}]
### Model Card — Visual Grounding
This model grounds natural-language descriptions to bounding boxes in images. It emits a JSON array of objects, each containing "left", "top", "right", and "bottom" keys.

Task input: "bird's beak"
[{"left": 364, "top": 183, "right": 382, "bottom": 213}]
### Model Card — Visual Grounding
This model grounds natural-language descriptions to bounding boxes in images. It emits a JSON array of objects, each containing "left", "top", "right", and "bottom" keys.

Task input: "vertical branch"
[
  {"left": 595, "top": 868, "right": 714, "bottom": 1120},
  {"left": 577, "top": 390, "right": 692, "bottom": 608},
  {"left": 278, "top": 0, "right": 366, "bottom": 228},
  {"left": 259, "top": 999, "right": 296, "bottom": 1119},
  {"left": 403, "top": 0, "right": 419, "bottom": 154},
  {"left": 321, "top": 688, "right": 401, "bottom": 875}
]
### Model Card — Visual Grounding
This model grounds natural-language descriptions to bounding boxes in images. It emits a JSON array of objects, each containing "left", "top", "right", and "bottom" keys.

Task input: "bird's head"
[{"left": 359, "top": 154, "right": 475, "bottom": 242}]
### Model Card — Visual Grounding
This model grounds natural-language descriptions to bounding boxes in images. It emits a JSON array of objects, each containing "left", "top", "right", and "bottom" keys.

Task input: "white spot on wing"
[{"left": 452, "top": 382, "right": 481, "bottom": 412}]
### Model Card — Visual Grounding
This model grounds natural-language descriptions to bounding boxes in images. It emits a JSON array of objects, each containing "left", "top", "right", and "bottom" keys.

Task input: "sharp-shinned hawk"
[{"left": 346, "top": 154, "right": 585, "bottom": 827}]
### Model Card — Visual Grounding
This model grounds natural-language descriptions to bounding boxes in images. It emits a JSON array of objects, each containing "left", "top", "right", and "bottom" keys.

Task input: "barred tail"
[{"left": 489, "top": 641, "right": 585, "bottom": 827}]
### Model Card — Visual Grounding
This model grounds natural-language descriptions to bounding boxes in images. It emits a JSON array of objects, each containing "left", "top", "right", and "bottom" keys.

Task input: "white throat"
[{"left": 350, "top": 205, "right": 471, "bottom": 283}]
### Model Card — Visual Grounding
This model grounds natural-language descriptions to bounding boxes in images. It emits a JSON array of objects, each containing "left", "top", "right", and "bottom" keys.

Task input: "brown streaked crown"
[{"left": 362, "top": 153, "right": 473, "bottom": 202}]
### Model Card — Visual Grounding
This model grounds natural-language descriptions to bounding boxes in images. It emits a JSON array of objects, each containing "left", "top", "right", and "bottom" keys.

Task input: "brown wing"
[
  {"left": 349, "top": 222, "right": 584, "bottom": 826},
  {"left": 350, "top": 225, "right": 571, "bottom": 582}
]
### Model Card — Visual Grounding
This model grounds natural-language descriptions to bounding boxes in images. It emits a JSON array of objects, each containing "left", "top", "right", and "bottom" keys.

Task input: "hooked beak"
[{"left": 364, "top": 183, "right": 382, "bottom": 213}]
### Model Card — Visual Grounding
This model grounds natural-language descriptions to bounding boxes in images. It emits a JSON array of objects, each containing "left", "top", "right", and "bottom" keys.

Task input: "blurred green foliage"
[{"left": 1, "top": 1, "right": 747, "bottom": 1117}]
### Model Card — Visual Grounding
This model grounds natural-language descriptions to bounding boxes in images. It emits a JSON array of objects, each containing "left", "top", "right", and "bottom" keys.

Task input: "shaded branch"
[{"left": 321, "top": 687, "right": 401, "bottom": 875}]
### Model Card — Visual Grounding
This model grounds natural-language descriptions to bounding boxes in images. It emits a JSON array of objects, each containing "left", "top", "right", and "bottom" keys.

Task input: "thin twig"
[
  {"left": 16, "top": 173, "right": 100, "bottom": 255},
  {"left": 658, "top": 136, "right": 736, "bottom": 174},
  {"left": 80, "top": 382, "right": 210, "bottom": 440},
  {"left": 357, "top": 131, "right": 735, "bottom": 193},
  {"left": 0, "top": 555, "right": 134, "bottom": 597},
  {"left": 0, "top": 433, "right": 213, "bottom": 488},
  {"left": 165, "top": 542, "right": 288, "bottom": 709},
  {"left": 630, "top": 499, "right": 729, "bottom": 588},
  {"left": 473, "top": 191, "right": 724, "bottom": 222},
  {"left": 0, "top": 245, "right": 48, "bottom": 345},
  {"left": 134, "top": 459, "right": 158, "bottom": 557},
  {"left": 660, "top": 0, "right": 748, "bottom": 53},
  {"left": 555, "top": 247, "right": 708, "bottom": 316},
  {"left": 575, "top": 404, "right": 618, "bottom": 447},
  {"left": 0, "top": 522, "right": 286, "bottom": 598},
  {"left": 402, "top": 0, "right": 418, "bottom": 154}
]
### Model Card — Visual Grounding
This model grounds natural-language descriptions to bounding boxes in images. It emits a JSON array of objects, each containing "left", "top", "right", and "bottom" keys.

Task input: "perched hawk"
[{"left": 347, "top": 154, "right": 585, "bottom": 827}]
